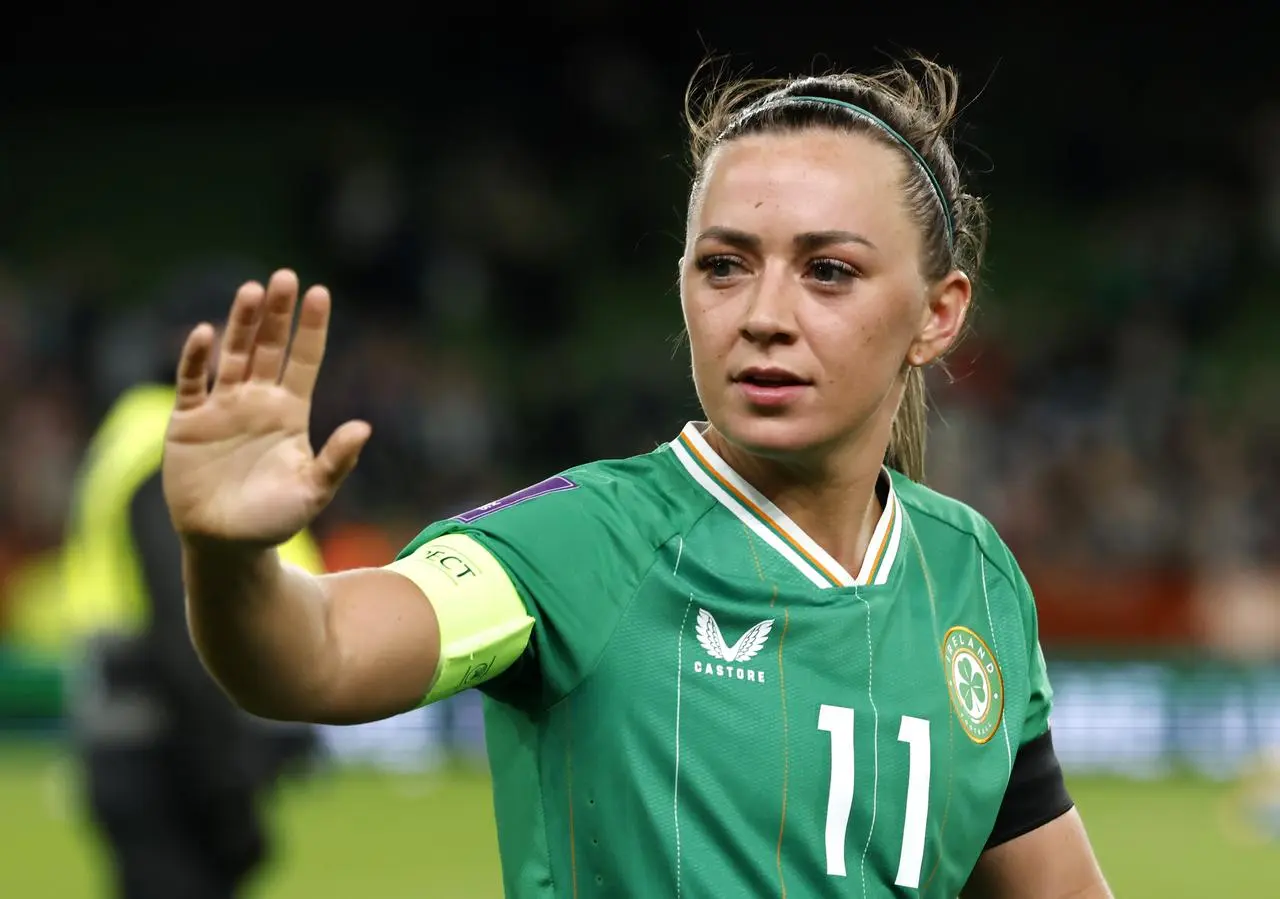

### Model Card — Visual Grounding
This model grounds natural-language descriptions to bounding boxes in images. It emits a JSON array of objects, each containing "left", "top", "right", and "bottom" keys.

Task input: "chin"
[{"left": 712, "top": 410, "right": 837, "bottom": 460}]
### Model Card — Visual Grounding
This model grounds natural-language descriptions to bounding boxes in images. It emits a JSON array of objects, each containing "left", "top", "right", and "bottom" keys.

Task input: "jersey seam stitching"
[
  {"left": 542, "top": 493, "right": 720, "bottom": 716},
  {"left": 896, "top": 499, "right": 1020, "bottom": 597},
  {"left": 540, "top": 548, "right": 667, "bottom": 717}
]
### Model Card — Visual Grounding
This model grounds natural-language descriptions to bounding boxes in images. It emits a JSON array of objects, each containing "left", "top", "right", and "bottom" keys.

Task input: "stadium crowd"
[{"left": 1, "top": 44, "right": 1278, "bottom": 650}]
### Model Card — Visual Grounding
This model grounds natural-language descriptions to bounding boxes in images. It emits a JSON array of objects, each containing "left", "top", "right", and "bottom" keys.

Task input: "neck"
[{"left": 702, "top": 425, "right": 887, "bottom": 577}]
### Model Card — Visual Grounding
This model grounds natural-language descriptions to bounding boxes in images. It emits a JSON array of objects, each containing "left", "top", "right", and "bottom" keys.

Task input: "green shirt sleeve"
[{"left": 398, "top": 469, "right": 655, "bottom": 709}]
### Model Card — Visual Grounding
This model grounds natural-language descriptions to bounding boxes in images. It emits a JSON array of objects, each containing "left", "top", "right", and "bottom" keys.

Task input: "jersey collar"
[{"left": 669, "top": 422, "right": 904, "bottom": 590}]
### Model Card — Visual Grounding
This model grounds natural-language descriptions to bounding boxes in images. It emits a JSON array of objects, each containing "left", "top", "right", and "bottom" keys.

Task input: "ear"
[{"left": 907, "top": 269, "right": 971, "bottom": 367}]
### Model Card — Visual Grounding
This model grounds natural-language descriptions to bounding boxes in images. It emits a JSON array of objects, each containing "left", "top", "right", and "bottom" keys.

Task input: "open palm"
[{"left": 162, "top": 269, "right": 371, "bottom": 548}]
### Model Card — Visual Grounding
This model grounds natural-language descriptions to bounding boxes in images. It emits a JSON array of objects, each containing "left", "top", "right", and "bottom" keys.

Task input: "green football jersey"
[{"left": 399, "top": 422, "right": 1054, "bottom": 898}]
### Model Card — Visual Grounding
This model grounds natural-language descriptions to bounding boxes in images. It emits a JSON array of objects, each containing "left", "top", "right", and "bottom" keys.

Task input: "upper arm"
[
  {"left": 307, "top": 564, "right": 444, "bottom": 725},
  {"left": 964, "top": 808, "right": 1111, "bottom": 899},
  {"left": 383, "top": 532, "right": 534, "bottom": 706},
  {"left": 964, "top": 545, "right": 1110, "bottom": 898},
  {"left": 981, "top": 555, "right": 1073, "bottom": 851},
  {"left": 319, "top": 468, "right": 654, "bottom": 723}
]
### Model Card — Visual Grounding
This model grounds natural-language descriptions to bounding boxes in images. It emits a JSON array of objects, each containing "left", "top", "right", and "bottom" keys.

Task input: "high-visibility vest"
[
  {"left": 62, "top": 382, "right": 324, "bottom": 637},
  {"left": 5, "top": 547, "right": 68, "bottom": 654}
]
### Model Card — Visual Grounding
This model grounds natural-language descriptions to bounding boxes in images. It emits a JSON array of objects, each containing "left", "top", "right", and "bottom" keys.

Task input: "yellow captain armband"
[{"left": 385, "top": 533, "right": 535, "bottom": 705}]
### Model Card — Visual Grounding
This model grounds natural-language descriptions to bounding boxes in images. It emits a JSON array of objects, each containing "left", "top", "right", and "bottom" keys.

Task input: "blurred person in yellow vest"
[
  {"left": 63, "top": 263, "right": 324, "bottom": 899},
  {"left": 4, "top": 547, "right": 66, "bottom": 655}
]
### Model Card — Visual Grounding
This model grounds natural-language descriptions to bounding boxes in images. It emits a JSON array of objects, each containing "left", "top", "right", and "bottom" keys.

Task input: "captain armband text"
[{"left": 385, "top": 533, "right": 535, "bottom": 704}]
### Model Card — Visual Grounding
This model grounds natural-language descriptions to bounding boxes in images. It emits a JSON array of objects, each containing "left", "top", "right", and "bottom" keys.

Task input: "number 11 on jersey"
[{"left": 818, "top": 705, "right": 931, "bottom": 888}]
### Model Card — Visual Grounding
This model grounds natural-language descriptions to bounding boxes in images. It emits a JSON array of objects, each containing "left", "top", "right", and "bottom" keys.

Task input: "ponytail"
[{"left": 884, "top": 365, "right": 928, "bottom": 482}]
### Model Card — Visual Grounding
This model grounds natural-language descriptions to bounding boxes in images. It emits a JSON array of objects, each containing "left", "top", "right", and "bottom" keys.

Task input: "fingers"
[
  {"left": 280, "top": 284, "right": 332, "bottom": 401},
  {"left": 250, "top": 269, "right": 300, "bottom": 383},
  {"left": 174, "top": 324, "right": 216, "bottom": 410},
  {"left": 312, "top": 420, "right": 372, "bottom": 494},
  {"left": 213, "top": 281, "right": 265, "bottom": 390}
]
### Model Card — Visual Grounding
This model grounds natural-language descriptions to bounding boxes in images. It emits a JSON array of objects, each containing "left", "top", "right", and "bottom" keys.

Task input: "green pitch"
[{"left": 0, "top": 743, "right": 1276, "bottom": 897}]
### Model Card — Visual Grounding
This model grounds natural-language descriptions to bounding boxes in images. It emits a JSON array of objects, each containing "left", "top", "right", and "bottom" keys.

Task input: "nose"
[{"left": 740, "top": 269, "right": 799, "bottom": 346}]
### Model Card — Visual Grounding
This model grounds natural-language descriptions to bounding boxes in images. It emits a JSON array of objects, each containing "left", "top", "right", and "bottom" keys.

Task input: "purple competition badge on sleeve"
[{"left": 454, "top": 475, "right": 579, "bottom": 523}]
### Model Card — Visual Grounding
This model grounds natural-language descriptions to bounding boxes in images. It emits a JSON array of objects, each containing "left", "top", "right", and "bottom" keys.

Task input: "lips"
[{"left": 732, "top": 366, "right": 812, "bottom": 387}]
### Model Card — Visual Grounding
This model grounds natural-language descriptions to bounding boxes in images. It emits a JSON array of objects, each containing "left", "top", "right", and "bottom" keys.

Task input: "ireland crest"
[{"left": 942, "top": 626, "right": 1004, "bottom": 744}]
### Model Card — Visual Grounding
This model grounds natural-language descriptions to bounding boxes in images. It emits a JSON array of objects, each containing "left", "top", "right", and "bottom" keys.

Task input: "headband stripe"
[{"left": 756, "top": 95, "right": 956, "bottom": 249}]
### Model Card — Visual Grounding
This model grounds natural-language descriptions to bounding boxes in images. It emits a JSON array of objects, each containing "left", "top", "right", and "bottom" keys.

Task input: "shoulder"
[
  {"left": 399, "top": 443, "right": 706, "bottom": 561},
  {"left": 892, "top": 472, "right": 1026, "bottom": 597}
]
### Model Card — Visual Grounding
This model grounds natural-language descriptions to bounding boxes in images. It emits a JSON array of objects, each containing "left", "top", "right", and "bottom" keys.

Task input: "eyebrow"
[{"left": 695, "top": 226, "right": 877, "bottom": 253}]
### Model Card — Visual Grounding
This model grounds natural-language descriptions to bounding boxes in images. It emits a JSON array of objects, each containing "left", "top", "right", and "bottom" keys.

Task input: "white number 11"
[{"left": 818, "top": 705, "right": 931, "bottom": 888}]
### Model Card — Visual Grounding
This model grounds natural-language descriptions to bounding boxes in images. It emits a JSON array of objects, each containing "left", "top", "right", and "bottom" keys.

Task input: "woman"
[{"left": 163, "top": 56, "right": 1113, "bottom": 898}]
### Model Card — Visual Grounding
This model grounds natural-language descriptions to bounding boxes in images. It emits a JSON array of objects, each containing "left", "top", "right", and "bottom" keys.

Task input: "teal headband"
[{"left": 768, "top": 95, "right": 955, "bottom": 249}]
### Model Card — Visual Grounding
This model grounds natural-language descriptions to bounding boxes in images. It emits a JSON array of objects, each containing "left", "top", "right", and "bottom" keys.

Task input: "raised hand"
[{"left": 162, "top": 269, "right": 371, "bottom": 548}]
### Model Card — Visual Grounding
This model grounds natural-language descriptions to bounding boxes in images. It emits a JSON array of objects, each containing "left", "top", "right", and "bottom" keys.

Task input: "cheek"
[
  {"left": 681, "top": 287, "right": 735, "bottom": 362},
  {"left": 811, "top": 307, "right": 905, "bottom": 388}
]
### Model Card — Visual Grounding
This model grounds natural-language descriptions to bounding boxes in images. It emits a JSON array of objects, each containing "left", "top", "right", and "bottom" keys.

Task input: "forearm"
[{"left": 182, "top": 540, "right": 336, "bottom": 721}]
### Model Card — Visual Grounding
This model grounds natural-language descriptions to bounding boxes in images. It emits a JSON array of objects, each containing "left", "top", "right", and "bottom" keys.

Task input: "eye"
[
  {"left": 694, "top": 254, "right": 745, "bottom": 281},
  {"left": 807, "top": 258, "right": 859, "bottom": 284}
]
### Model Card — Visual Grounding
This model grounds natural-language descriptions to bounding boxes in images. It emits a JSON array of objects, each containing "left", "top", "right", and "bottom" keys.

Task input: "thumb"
[{"left": 313, "top": 419, "right": 372, "bottom": 494}]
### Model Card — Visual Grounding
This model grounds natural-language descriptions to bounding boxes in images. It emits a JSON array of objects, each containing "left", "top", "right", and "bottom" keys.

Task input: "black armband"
[{"left": 984, "top": 729, "right": 1074, "bottom": 849}]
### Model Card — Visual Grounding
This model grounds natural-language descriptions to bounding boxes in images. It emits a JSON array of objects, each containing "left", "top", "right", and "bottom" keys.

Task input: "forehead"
[{"left": 692, "top": 129, "right": 915, "bottom": 245}]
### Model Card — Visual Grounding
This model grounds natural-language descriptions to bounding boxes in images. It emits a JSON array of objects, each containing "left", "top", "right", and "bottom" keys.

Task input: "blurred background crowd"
[
  {"left": 3, "top": 21, "right": 1279, "bottom": 649},
  {"left": 1, "top": 11, "right": 1278, "bottom": 897}
]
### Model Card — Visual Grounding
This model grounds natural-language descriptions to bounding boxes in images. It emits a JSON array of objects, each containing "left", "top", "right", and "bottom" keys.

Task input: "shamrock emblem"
[{"left": 956, "top": 655, "right": 986, "bottom": 716}]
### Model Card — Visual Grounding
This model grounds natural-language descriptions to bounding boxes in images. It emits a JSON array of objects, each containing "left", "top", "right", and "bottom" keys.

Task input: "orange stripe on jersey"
[
  {"left": 566, "top": 724, "right": 579, "bottom": 898},
  {"left": 774, "top": 607, "right": 792, "bottom": 897},
  {"left": 677, "top": 433, "right": 845, "bottom": 588},
  {"left": 865, "top": 496, "right": 897, "bottom": 584}
]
